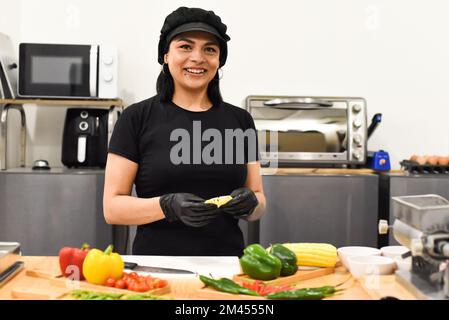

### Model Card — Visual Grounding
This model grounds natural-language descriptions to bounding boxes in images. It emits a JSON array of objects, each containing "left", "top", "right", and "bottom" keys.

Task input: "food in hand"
[
  {"left": 82, "top": 245, "right": 124, "bottom": 285},
  {"left": 59, "top": 244, "right": 90, "bottom": 280},
  {"left": 204, "top": 195, "right": 233, "bottom": 207},
  {"left": 281, "top": 243, "right": 338, "bottom": 268}
]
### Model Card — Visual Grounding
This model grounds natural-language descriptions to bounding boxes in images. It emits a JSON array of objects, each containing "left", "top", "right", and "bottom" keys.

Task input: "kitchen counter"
[
  {"left": 0, "top": 256, "right": 416, "bottom": 300},
  {"left": 261, "top": 168, "right": 404, "bottom": 176}
]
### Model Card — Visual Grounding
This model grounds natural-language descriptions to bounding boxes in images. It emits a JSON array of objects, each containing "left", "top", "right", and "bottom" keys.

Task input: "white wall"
[{"left": 2, "top": 0, "right": 449, "bottom": 168}]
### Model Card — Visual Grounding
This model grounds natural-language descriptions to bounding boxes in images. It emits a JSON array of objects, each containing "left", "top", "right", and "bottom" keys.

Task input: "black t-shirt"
[{"left": 108, "top": 94, "right": 259, "bottom": 256}]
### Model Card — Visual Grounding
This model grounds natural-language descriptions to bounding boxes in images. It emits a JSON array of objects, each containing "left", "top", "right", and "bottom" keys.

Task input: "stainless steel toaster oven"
[{"left": 245, "top": 95, "right": 368, "bottom": 167}]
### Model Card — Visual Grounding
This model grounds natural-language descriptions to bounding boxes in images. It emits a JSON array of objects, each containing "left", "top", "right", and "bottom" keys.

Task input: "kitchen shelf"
[{"left": 0, "top": 98, "right": 123, "bottom": 170}]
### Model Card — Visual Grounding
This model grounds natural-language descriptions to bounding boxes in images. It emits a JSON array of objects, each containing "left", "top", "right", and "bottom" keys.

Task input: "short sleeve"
[
  {"left": 108, "top": 105, "right": 141, "bottom": 163},
  {"left": 243, "top": 110, "right": 260, "bottom": 163}
]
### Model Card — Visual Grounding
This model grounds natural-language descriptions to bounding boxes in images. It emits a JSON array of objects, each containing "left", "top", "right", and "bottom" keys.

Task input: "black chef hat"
[{"left": 158, "top": 7, "right": 231, "bottom": 67}]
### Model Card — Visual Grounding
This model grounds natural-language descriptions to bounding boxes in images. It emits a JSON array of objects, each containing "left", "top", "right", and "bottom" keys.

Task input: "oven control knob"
[
  {"left": 103, "top": 71, "right": 113, "bottom": 82},
  {"left": 353, "top": 151, "right": 362, "bottom": 160},
  {"left": 80, "top": 111, "right": 89, "bottom": 119},
  {"left": 103, "top": 55, "right": 114, "bottom": 65},
  {"left": 352, "top": 104, "right": 362, "bottom": 113},
  {"left": 353, "top": 135, "right": 362, "bottom": 146},
  {"left": 79, "top": 121, "right": 89, "bottom": 131},
  {"left": 353, "top": 119, "right": 362, "bottom": 129}
]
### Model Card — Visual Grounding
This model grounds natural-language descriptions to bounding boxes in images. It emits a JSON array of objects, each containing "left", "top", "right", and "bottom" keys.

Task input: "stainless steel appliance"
[
  {"left": 0, "top": 33, "right": 18, "bottom": 99},
  {"left": 379, "top": 194, "right": 449, "bottom": 299},
  {"left": 0, "top": 242, "right": 23, "bottom": 288},
  {"left": 245, "top": 95, "right": 368, "bottom": 167},
  {"left": 18, "top": 43, "right": 117, "bottom": 99}
]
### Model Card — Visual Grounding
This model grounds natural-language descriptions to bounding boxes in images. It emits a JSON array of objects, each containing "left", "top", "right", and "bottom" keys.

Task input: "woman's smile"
[{"left": 184, "top": 67, "right": 208, "bottom": 76}]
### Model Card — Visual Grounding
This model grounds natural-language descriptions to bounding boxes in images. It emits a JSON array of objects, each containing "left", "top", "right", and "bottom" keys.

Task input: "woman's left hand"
[{"left": 221, "top": 187, "right": 259, "bottom": 219}]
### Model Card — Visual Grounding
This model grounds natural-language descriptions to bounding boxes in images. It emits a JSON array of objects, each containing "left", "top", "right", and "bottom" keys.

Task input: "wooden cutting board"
[
  {"left": 233, "top": 266, "right": 335, "bottom": 286},
  {"left": 192, "top": 266, "right": 335, "bottom": 300},
  {"left": 22, "top": 268, "right": 170, "bottom": 298}
]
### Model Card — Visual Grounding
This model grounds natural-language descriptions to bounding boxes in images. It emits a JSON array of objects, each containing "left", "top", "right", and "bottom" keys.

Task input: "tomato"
[
  {"left": 158, "top": 279, "right": 168, "bottom": 288},
  {"left": 104, "top": 277, "right": 116, "bottom": 287},
  {"left": 115, "top": 279, "right": 126, "bottom": 289},
  {"left": 145, "top": 277, "right": 154, "bottom": 290},
  {"left": 127, "top": 281, "right": 139, "bottom": 292},
  {"left": 129, "top": 272, "right": 138, "bottom": 279},
  {"left": 136, "top": 282, "right": 149, "bottom": 292}
]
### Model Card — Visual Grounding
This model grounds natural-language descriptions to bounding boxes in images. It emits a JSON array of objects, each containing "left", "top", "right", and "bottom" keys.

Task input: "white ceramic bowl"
[
  {"left": 380, "top": 246, "right": 408, "bottom": 259},
  {"left": 394, "top": 256, "right": 412, "bottom": 272},
  {"left": 347, "top": 255, "right": 396, "bottom": 279},
  {"left": 337, "top": 246, "right": 381, "bottom": 270}
]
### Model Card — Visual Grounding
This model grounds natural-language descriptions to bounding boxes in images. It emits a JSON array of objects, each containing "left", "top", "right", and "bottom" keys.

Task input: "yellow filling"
[{"left": 204, "top": 195, "right": 233, "bottom": 208}]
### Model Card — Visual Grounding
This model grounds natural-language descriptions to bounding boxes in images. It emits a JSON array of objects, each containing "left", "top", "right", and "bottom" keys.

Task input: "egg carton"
[{"left": 400, "top": 160, "right": 449, "bottom": 174}]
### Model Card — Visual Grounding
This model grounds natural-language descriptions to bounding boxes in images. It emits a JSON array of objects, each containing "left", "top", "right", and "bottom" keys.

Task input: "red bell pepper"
[{"left": 59, "top": 243, "right": 90, "bottom": 280}]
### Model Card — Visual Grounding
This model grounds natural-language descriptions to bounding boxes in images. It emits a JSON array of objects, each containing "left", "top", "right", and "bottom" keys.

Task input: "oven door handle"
[{"left": 263, "top": 98, "right": 333, "bottom": 109}]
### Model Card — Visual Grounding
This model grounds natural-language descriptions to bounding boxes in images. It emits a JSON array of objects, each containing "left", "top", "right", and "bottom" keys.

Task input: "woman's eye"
[
  {"left": 205, "top": 47, "right": 217, "bottom": 53},
  {"left": 180, "top": 44, "right": 191, "bottom": 50}
]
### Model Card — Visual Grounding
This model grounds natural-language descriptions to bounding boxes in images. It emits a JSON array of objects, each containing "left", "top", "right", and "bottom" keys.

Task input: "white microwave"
[{"left": 18, "top": 43, "right": 118, "bottom": 99}]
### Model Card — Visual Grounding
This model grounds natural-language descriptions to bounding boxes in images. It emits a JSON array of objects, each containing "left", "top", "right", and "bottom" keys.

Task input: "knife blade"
[{"left": 124, "top": 262, "right": 196, "bottom": 274}]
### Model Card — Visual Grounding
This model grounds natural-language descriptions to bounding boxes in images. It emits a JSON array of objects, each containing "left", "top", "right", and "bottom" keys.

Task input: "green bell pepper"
[
  {"left": 239, "top": 244, "right": 282, "bottom": 281},
  {"left": 269, "top": 244, "right": 298, "bottom": 276}
]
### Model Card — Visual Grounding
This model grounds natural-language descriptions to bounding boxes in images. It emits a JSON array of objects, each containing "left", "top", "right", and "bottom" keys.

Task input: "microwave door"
[
  {"left": 18, "top": 43, "right": 92, "bottom": 98},
  {"left": 89, "top": 45, "right": 98, "bottom": 97}
]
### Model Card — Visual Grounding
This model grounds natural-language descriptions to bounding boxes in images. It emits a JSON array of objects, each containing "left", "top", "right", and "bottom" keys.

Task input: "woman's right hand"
[{"left": 159, "top": 193, "right": 220, "bottom": 227}]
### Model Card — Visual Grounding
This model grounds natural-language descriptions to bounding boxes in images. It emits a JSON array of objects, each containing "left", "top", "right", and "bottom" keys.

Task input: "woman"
[{"left": 103, "top": 7, "right": 266, "bottom": 256}]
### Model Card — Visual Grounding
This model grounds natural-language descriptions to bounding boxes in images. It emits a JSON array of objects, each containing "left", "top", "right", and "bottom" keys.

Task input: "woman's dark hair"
[{"left": 156, "top": 63, "right": 223, "bottom": 106}]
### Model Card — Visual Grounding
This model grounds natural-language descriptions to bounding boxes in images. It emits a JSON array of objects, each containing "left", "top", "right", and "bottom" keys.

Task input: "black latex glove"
[
  {"left": 221, "top": 187, "right": 259, "bottom": 219},
  {"left": 159, "top": 193, "right": 219, "bottom": 227}
]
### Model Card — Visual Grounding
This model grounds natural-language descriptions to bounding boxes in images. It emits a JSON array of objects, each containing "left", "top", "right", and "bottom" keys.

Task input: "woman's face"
[{"left": 164, "top": 31, "right": 220, "bottom": 94}]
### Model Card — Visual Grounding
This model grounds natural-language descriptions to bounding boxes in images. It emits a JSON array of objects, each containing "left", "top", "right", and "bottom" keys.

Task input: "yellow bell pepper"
[{"left": 82, "top": 245, "right": 124, "bottom": 285}]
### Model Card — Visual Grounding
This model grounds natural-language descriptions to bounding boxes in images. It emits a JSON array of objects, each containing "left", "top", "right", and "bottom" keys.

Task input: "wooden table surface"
[{"left": 0, "top": 256, "right": 416, "bottom": 300}]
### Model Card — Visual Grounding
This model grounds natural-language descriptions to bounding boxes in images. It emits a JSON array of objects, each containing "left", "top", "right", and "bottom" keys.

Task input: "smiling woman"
[
  {"left": 165, "top": 31, "right": 220, "bottom": 98},
  {"left": 103, "top": 7, "right": 266, "bottom": 256}
]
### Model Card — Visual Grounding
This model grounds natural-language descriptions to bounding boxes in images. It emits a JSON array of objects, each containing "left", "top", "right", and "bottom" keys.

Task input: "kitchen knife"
[{"left": 124, "top": 262, "right": 196, "bottom": 274}]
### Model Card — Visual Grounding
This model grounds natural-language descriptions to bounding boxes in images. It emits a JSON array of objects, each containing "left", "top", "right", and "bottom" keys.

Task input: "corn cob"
[{"left": 281, "top": 243, "right": 337, "bottom": 268}]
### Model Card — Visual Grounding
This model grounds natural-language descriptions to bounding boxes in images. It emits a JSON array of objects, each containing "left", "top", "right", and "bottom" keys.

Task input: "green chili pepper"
[
  {"left": 266, "top": 286, "right": 340, "bottom": 300},
  {"left": 199, "top": 275, "right": 259, "bottom": 296},
  {"left": 239, "top": 244, "right": 282, "bottom": 281},
  {"left": 69, "top": 290, "right": 169, "bottom": 300},
  {"left": 266, "top": 288, "right": 329, "bottom": 300},
  {"left": 269, "top": 244, "right": 298, "bottom": 276},
  {"left": 309, "top": 285, "right": 338, "bottom": 294}
]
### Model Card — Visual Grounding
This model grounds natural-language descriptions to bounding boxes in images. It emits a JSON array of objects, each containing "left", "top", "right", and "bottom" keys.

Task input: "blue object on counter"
[{"left": 371, "top": 150, "right": 391, "bottom": 171}]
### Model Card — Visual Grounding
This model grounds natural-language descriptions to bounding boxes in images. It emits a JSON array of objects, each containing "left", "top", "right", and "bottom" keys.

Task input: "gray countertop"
[{"left": 1, "top": 167, "right": 105, "bottom": 174}]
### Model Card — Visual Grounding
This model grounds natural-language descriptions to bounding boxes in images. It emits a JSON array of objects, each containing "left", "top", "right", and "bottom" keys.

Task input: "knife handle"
[{"left": 124, "top": 262, "right": 137, "bottom": 270}]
